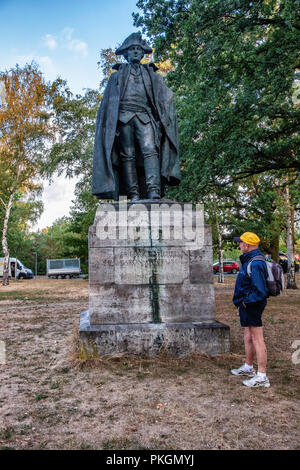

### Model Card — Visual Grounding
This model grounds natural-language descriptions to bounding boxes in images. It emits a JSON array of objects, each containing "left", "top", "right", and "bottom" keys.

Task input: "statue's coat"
[{"left": 92, "top": 63, "right": 181, "bottom": 199}]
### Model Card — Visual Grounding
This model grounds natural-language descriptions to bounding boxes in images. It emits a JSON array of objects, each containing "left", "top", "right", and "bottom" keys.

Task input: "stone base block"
[
  {"left": 88, "top": 200, "right": 216, "bottom": 325},
  {"left": 79, "top": 310, "right": 230, "bottom": 358}
]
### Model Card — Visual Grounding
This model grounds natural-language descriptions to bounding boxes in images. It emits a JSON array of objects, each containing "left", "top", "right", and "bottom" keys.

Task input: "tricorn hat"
[{"left": 115, "top": 32, "right": 152, "bottom": 55}]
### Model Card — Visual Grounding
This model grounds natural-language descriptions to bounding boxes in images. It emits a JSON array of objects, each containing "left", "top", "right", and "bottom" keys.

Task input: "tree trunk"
[
  {"left": 269, "top": 236, "right": 279, "bottom": 263},
  {"left": 212, "top": 193, "right": 224, "bottom": 283},
  {"left": 284, "top": 184, "right": 298, "bottom": 289},
  {"left": 1, "top": 191, "right": 15, "bottom": 286},
  {"left": 217, "top": 226, "right": 224, "bottom": 283}
]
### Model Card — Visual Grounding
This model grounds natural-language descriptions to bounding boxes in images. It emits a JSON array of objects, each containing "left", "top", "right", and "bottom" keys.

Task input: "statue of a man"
[{"left": 92, "top": 32, "right": 181, "bottom": 201}]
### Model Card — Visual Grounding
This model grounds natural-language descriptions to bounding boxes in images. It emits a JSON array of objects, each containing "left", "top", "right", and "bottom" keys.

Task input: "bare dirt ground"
[{"left": 0, "top": 275, "right": 299, "bottom": 450}]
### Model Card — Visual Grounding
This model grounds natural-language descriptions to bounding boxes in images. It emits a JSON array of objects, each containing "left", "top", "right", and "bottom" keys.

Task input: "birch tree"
[
  {"left": 0, "top": 63, "right": 60, "bottom": 285},
  {"left": 212, "top": 193, "right": 224, "bottom": 283},
  {"left": 284, "top": 181, "right": 298, "bottom": 289}
]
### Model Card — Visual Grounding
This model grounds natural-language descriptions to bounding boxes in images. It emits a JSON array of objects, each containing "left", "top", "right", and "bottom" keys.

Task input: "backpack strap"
[{"left": 246, "top": 256, "right": 267, "bottom": 277}]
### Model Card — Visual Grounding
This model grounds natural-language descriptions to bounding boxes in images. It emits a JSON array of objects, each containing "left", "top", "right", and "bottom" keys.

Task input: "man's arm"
[{"left": 244, "top": 261, "right": 268, "bottom": 305}]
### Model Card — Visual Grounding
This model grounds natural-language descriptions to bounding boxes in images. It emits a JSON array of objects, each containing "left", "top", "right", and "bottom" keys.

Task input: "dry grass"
[{"left": 0, "top": 275, "right": 299, "bottom": 450}]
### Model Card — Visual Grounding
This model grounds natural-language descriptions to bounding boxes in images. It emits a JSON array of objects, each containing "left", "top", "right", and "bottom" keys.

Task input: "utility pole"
[{"left": 33, "top": 252, "right": 37, "bottom": 278}]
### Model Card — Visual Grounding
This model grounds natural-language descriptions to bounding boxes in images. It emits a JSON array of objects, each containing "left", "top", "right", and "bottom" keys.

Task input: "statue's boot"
[
  {"left": 122, "top": 160, "right": 140, "bottom": 201},
  {"left": 144, "top": 155, "right": 161, "bottom": 199}
]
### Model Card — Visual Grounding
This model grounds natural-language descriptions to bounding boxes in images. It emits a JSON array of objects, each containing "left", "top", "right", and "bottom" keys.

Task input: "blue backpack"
[{"left": 247, "top": 256, "right": 285, "bottom": 296}]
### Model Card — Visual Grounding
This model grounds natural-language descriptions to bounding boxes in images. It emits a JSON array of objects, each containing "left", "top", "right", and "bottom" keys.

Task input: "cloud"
[
  {"left": 41, "top": 28, "right": 88, "bottom": 58},
  {"left": 62, "top": 27, "right": 74, "bottom": 42},
  {"left": 38, "top": 56, "right": 54, "bottom": 67},
  {"left": 43, "top": 34, "right": 57, "bottom": 51},
  {"left": 30, "top": 174, "right": 79, "bottom": 230},
  {"left": 14, "top": 54, "right": 54, "bottom": 72},
  {"left": 14, "top": 53, "right": 37, "bottom": 65},
  {"left": 8, "top": 54, "right": 57, "bottom": 84},
  {"left": 66, "top": 39, "right": 88, "bottom": 57},
  {"left": 61, "top": 27, "right": 88, "bottom": 57}
]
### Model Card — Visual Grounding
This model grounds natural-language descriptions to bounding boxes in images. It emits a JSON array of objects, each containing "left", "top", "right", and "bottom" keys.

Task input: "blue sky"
[
  {"left": 0, "top": 0, "right": 143, "bottom": 230},
  {"left": 0, "top": 0, "right": 141, "bottom": 94}
]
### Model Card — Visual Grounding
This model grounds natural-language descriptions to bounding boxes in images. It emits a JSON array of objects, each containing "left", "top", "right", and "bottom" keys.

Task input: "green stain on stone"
[
  {"left": 148, "top": 248, "right": 161, "bottom": 323},
  {"left": 79, "top": 340, "right": 100, "bottom": 360}
]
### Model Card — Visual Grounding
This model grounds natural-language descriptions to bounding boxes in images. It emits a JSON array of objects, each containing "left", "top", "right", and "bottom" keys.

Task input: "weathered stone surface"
[
  {"left": 90, "top": 285, "right": 153, "bottom": 324},
  {"left": 82, "top": 200, "right": 230, "bottom": 356},
  {"left": 189, "top": 247, "right": 213, "bottom": 264},
  {"left": 79, "top": 310, "right": 230, "bottom": 358},
  {"left": 89, "top": 282, "right": 215, "bottom": 324},
  {"left": 157, "top": 283, "right": 215, "bottom": 323},
  {"left": 89, "top": 202, "right": 216, "bottom": 325},
  {"left": 89, "top": 200, "right": 209, "bottom": 249},
  {"left": 189, "top": 263, "right": 214, "bottom": 284},
  {"left": 89, "top": 247, "right": 114, "bottom": 285},
  {"left": 113, "top": 247, "right": 189, "bottom": 285}
]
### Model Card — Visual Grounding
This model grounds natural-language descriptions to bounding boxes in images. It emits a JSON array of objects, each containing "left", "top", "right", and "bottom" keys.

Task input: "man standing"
[
  {"left": 92, "top": 32, "right": 181, "bottom": 201},
  {"left": 231, "top": 232, "right": 270, "bottom": 387}
]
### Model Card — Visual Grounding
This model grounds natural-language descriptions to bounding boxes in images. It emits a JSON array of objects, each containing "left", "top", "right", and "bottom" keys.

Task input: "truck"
[
  {"left": 0, "top": 257, "right": 34, "bottom": 279},
  {"left": 46, "top": 258, "right": 81, "bottom": 279}
]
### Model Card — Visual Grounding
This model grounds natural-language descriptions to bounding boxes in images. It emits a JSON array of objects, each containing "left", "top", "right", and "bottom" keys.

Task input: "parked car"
[{"left": 213, "top": 260, "right": 240, "bottom": 274}]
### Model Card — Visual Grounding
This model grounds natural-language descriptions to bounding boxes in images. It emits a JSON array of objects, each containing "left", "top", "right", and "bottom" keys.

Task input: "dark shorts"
[{"left": 239, "top": 301, "right": 267, "bottom": 327}]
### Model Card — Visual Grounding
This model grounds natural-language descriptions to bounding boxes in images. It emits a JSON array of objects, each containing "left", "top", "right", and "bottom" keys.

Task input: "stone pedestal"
[{"left": 79, "top": 200, "right": 230, "bottom": 357}]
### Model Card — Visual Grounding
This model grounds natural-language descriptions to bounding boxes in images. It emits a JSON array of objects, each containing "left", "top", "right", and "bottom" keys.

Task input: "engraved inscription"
[{"left": 114, "top": 248, "right": 189, "bottom": 285}]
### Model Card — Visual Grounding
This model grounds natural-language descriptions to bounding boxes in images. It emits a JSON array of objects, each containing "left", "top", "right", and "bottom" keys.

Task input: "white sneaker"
[
  {"left": 243, "top": 374, "right": 270, "bottom": 388},
  {"left": 231, "top": 364, "right": 255, "bottom": 377}
]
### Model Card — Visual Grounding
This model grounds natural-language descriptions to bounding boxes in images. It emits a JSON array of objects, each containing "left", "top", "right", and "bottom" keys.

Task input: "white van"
[{"left": 0, "top": 257, "right": 34, "bottom": 279}]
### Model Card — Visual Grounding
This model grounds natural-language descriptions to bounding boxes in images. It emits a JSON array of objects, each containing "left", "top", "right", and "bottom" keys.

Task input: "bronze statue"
[{"left": 92, "top": 33, "right": 181, "bottom": 201}]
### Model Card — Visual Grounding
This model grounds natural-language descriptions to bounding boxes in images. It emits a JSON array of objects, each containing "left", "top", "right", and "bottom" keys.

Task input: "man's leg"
[
  {"left": 231, "top": 323, "right": 256, "bottom": 376},
  {"left": 135, "top": 119, "right": 160, "bottom": 199},
  {"left": 249, "top": 326, "right": 267, "bottom": 373},
  {"left": 244, "top": 327, "right": 255, "bottom": 367},
  {"left": 118, "top": 121, "right": 140, "bottom": 201}
]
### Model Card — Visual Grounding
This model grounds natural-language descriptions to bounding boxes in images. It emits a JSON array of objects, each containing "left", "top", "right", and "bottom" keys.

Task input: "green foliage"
[
  {"left": 2, "top": 13, "right": 299, "bottom": 270},
  {"left": 45, "top": 87, "right": 101, "bottom": 273},
  {"left": 0, "top": 64, "right": 70, "bottom": 187},
  {"left": 47, "top": 89, "right": 101, "bottom": 179},
  {"left": 0, "top": 83, "right": 101, "bottom": 274},
  {"left": 68, "top": 175, "right": 98, "bottom": 273},
  {"left": 136, "top": 1, "right": 300, "bottom": 260},
  {"left": 0, "top": 191, "right": 43, "bottom": 268},
  {"left": 32, "top": 218, "right": 83, "bottom": 274},
  {"left": 31, "top": 87, "right": 101, "bottom": 274},
  {"left": 213, "top": 245, "right": 240, "bottom": 263},
  {"left": 0, "top": 63, "right": 72, "bottom": 284},
  {"left": 135, "top": 0, "right": 300, "bottom": 194},
  {"left": 97, "top": 48, "right": 125, "bottom": 90}
]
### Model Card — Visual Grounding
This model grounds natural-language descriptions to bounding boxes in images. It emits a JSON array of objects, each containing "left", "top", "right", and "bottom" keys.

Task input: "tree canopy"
[
  {"left": 1, "top": 16, "right": 299, "bottom": 280},
  {"left": 0, "top": 63, "right": 69, "bottom": 284},
  {"left": 134, "top": 0, "right": 300, "bottom": 194}
]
